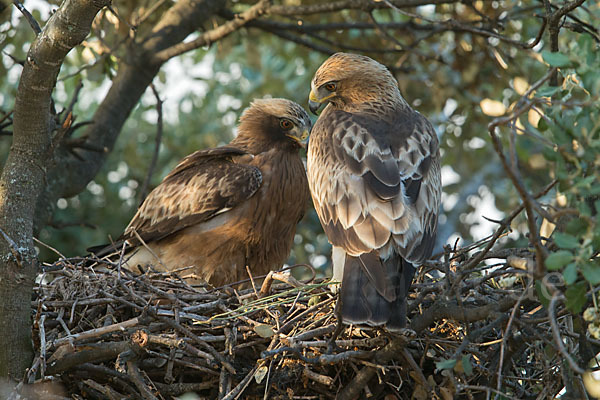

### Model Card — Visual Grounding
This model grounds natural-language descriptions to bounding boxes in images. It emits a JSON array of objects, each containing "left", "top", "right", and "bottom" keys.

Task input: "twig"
[
  {"left": 153, "top": 0, "right": 271, "bottom": 63},
  {"left": 61, "top": 80, "right": 84, "bottom": 127},
  {"left": 82, "top": 379, "right": 127, "bottom": 399},
  {"left": 222, "top": 365, "right": 257, "bottom": 400},
  {"left": 106, "top": 5, "right": 136, "bottom": 33},
  {"left": 259, "top": 269, "right": 304, "bottom": 297},
  {"left": 245, "top": 265, "right": 259, "bottom": 298},
  {"left": 261, "top": 347, "right": 372, "bottom": 364},
  {"left": 546, "top": 0, "right": 587, "bottom": 86},
  {"left": 411, "top": 293, "right": 517, "bottom": 333},
  {"left": 0, "top": 110, "right": 13, "bottom": 125},
  {"left": 139, "top": 83, "right": 163, "bottom": 203},
  {"left": 39, "top": 314, "right": 47, "bottom": 377},
  {"left": 269, "top": 0, "right": 459, "bottom": 16},
  {"left": 135, "top": 0, "right": 169, "bottom": 27},
  {"left": 126, "top": 361, "right": 160, "bottom": 400},
  {"left": 250, "top": 22, "right": 336, "bottom": 54},
  {"left": 46, "top": 341, "right": 131, "bottom": 375},
  {"left": 52, "top": 316, "right": 144, "bottom": 347},
  {"left": 0, "top": 226, "right": 23, "bottom": 267},
  {"left": 548, "top": 293, "right": 585, "bottom": 374},
  {"left": 12, "top": 0, "right": 42, "bottom": 34},
  {"left": 303, "top": 366, "right": 334, "bottom": 386},
  {"left": 497, "top": 283, "right": 531, "bottom": 391},
  {"left": 402, "top": 347, "right": 430, "bottom": 392},
  {"left": 488, "top": 68, "right": 558, "bottom": 277},
  {"left": 456, "top": 384, "right": 522, "bottom": 400},
  {"left": 337, "top": 338, "right": 407, "bottom": 400},
  {"left": 34, "top": 237, "right": 66, "bottom": 260},
  {"left": 131, "top": 229, "right": 168, "bottom": 270}
]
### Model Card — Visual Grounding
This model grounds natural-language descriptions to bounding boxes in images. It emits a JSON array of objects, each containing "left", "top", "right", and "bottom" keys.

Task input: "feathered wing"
[
  {"left": 308, "top": 107, "right": 441, "bottom": 329},
  {"left": 89, "top": 146, "right": 262, "bottom": 256},
  {"left": 123, "top": 146, "right": 262, "bottom": 244}
]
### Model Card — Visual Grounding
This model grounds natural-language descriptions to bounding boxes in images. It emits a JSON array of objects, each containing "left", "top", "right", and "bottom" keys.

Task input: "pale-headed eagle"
[
  {"left": 307, "top": 53, "right": 441, "bottom": 330},
  {"left": 91, "top": 99, "right": 312, "bottom": 286}
]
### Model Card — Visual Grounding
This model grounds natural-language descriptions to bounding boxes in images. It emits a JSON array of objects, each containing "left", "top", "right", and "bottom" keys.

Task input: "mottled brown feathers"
[
  {"left": 92, "top": 99, "right": 311, "bottom": 287},
  {"left": 307, "top": 53, "right": 442, "bottom": 330},
  {"left": 311, "top": 53, "right": 406, "bottom": 109},
  {"left": 235, "top": 98, "right": 312, "bottom": 152}
]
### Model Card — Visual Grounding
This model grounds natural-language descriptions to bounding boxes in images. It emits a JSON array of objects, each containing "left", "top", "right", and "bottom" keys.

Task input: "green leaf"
[
  {"left": 553, "top": 232, "right": 579, "bottom": 249},
  {"left": 254, "top": 324, "right": 275, "bottom": 338},
  {"left": 566, "top": 218, "right": 588, "bottom": 236},
  {"left": 541, "top": 146, "right": 558, "bottom": 161},
  {"left": 461, "top": 355, "right": 473, "bottom": 376},
  {"left": 563, "top": 263, "right": 578, "bottom": 285},
  {"left": 542, "top": 51, "right": 573, "bottom": 67},
  {"left": 565, "top": 282, "right": 587, "bottom": 313},
  {"left": 436, "top": 358, "right": 457, "bottom": 370},
  {"left": 582, "top": 185, "right": 600, "bottom": 196},
  {"left": 536, "top": 86, "right": 560, "bottom": 97},
  {"left": 546, "top": 250, "right": 573, "bottom": 270},
  {"left": 582, "top": 262, "right": 600, "bottom": 285},
  {"left": 579, "top": 202, "right": 592, "bottom": 217}
]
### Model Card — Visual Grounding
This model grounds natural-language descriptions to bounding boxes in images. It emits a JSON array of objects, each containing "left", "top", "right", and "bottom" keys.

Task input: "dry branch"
[{"left": 21, "top": 229, "right": 578, "bottom": 399}]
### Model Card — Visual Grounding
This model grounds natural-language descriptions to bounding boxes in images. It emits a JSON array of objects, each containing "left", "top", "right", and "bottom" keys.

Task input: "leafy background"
[{"left": 0, "top": 0, "right": 597, "bottom": 284}]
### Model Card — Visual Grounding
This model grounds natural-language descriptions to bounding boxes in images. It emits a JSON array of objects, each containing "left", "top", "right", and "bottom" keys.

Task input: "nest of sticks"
[{"left": 23, "top": 234, "right": 580, "bottom": 400}]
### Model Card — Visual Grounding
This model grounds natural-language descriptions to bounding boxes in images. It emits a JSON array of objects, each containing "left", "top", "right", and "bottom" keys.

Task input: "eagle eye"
[
  {"left": 324, "top": 82, "right": 337, "bottom": 92},
  {"left": 279, "top": 118, "right": 294, "bottom": 130}
]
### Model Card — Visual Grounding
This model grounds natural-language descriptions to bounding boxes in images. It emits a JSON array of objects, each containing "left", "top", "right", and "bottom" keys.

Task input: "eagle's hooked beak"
[
  {"left": 287, "top": 127, "right": 310, "bottom": 149},
  {"left": 308, "top": 89, "right": 326, "bottom": 115}
]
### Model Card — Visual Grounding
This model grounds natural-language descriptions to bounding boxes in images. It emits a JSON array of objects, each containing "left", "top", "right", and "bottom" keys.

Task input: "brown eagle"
[
  {"left": 307, "top": 53, "right": 441, "bottom": 330},
  {"left": 91, "top": 98, "right": 312, "bottom": 286}
]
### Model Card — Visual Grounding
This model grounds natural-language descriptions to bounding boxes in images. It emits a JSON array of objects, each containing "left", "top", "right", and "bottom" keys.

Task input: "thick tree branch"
[
  {"left": 0, "top": 0, "right": 110, "bottom": 378},
  {"left": 40, "top": 0, "right": 226, "bottom": 225},
  {"left": 153, "top": 0, "right": 271, "bottom": 63},
  {"left": 410, "top": 295, "right": 517, "bottom": 333},
  {"left": 546, "top": 0, "right": 587, "bottom": 86}
]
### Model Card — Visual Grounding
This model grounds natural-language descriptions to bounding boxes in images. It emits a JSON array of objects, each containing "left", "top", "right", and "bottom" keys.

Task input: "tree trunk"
[
  {"left": 38, "top": 0, "right": 225, "bottom": 228},
  {"left": 2, "top": 0, "right": 226, "bottom": 378},
  {"left": 0, "top": 0, "right": 110, "bottom": 379}
]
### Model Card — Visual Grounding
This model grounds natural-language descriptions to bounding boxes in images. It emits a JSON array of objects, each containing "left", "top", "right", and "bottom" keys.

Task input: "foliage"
[
  {"left": 534, "top": 34, "right": 600, "bottom": 329},
  {"left": 1, "top": 0, "right": 600, "bottom": 396},
  {"left": 0, "top": 0, "right": 580, "bottom": 269}
]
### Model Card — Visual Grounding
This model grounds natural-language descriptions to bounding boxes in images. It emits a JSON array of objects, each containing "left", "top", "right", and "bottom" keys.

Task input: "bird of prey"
[
  {"left": 91, "top": 98, "right": 312, "bottom": 287},
  {"left": 307, "top": 53, "right": 441, "bottom": 330}
]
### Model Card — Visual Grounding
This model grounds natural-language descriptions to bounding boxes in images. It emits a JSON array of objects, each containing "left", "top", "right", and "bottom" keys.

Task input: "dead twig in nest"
[{"left": 26, "top": 232, "right": 579, "bottom": 399}]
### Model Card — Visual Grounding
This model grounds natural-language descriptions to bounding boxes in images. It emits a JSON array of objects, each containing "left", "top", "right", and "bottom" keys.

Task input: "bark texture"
[{"left": 0, "top": 0, "right": 110, "bottom": 379}]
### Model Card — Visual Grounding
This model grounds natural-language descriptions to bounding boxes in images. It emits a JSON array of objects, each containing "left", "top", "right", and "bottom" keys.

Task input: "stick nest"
[{"left": 25, "top": 241, "right": 572, "bottom": 400}]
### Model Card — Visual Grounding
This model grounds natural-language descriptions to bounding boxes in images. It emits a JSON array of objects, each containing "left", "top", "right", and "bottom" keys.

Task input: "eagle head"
[
  {"left": 308, "top": 52, "right": 402, "bottom": 114},
  {"left": 238, "top": 98, "right": 312, "bottom": 149}
]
